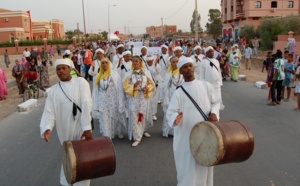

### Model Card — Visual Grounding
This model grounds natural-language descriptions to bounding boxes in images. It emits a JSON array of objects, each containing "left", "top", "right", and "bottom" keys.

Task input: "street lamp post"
[
  {"left": 194, "top": 0, "right": 199, "bottom": 41},
  {"left": 108, "top": 3, "right": 116, "bottom": 42},
  {"left": 82, "top": 0, "right": 87, "bottom": 46}
]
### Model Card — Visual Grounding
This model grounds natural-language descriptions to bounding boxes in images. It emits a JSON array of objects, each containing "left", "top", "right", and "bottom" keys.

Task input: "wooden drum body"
[
  {"left": 62, "top": 137, "right": 116, "bottom": 184},
  {"left": 190, "top": 120, "right": 254, "bottom": 166}
]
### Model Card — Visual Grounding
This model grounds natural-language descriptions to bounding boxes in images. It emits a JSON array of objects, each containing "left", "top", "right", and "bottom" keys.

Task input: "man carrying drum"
[
  {"left": 166, "top": 56, "right": 221, "bottom": 186},
  {"left": 40, "top": 59, "right": 93, "bottom": 186}
]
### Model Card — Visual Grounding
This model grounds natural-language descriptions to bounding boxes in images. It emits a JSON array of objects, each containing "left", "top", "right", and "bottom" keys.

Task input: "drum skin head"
[
  {"left": 62, "top": 141, "right": 77, "bottom": 184},
  {"left": 190, "top": 121, "right": 224, "bottom": 166}
]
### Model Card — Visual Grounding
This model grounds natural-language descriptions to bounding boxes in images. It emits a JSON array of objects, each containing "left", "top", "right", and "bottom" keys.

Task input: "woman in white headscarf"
[
  {"left": 92, "top": 57, "right": 126, "bottom": 139},
  {"left": 161, "top": 56, "right": 184, "bottom": 137},
  {"left": 123, "top": 55, "right": 155, "bottom": 147}
]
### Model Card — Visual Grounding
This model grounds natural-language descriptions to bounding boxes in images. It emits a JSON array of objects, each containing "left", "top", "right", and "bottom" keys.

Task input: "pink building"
[
  {"left": 0, "top": 8, "right": 31, "bottom": 42},
  {"left": 221, "top": 0, "right": 299, "bottom": 41},
  {"left": 146, "top": 25, "right": 177, "bottom": 38},
  {"left": 0, "top": 8, "right": 65, "bottom": 43}
]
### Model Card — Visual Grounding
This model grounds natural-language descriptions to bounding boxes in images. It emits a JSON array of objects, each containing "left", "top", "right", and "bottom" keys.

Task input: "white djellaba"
[
  {"left": 92, "top": 58, "right": 126, "bottom": 139},
  {"left": 145, "top": 55, "right": 161, "bottom": 120},
  {"left": 167, "top": 57, "right": 221, "bottom": 186},
  {"left": 161, "top": 57, "right": 184, "bottom": 137}
]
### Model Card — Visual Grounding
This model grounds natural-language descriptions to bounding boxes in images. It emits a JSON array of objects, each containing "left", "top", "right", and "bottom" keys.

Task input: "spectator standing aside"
[
  {"left": 282, "top": 54, "right": 295, "bottom": 102},
  {"left": 0, "top": 67, "right": 8, "bottom": 100},
  {"left": 3, "top": 49, "right": 10, "bottom": 68},
  {"left": 23, "top": 48, "right": 31, "bottom": 62},
  {"left": 252, "top": 37, "right": 259, "bottom": 57},
  {"left": 294, "top": 62, "right": 300, "bottom": 111},
  {"left": 12, "top": 59, "right": 26, "bottom": 95},
  {"left": 262, "top": 52, "right": 272, "bottom": 73},
  {"left": 56, "top": 44, "right": 61, "bottom": 56},
  {"left": 244, "top": 44, "right": 253, "bottom": 70},
  {"left": 30, "top": 47, "right": 38, "bottom": 66},
  {"left": 269, "top": 50, "right": 285, "bottom": 105},
  {"left": 40, "top": 48, "right": 48, "bottom": 61},
  {"left": 49, "top": 45, "right": 55, "bottom": 66},
  {"left": 84, "top": 45, "right": 93, "bottom": 81}
]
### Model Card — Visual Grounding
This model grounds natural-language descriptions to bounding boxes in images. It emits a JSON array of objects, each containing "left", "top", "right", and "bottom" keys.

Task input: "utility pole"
[
  {"left": 82, "top": 0, "right": 87, "bottom": 46},
  {"left": 77, "top": 22, "right": 80, "bottom": 43},
  {"left": 161, "top": 17, "right": 164, "bottom": 39},
  {"left": 194, "top": 0, "right": 199, "bottom": 41}
]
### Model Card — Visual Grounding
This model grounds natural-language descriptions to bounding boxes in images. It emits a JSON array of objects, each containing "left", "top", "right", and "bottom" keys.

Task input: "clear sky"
[{"left": 1, "top": 0, "right": 221, "bottom": 35}]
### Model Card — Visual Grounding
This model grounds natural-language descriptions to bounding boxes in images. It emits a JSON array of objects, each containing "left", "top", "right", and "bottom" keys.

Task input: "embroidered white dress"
[
  {"left": 123, "top": 69, "right": 155, "bottom": 141},
  {"left": 161, "top": 72, "right": 184, "bottom": 137},
  {"left": 92, "top": 70, "right": 126, "bottom": 139}
]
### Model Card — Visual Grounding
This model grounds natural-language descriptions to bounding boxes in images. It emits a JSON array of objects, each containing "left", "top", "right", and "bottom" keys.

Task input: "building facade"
[
  {"left": 146, "top": 25, "right": 177, "bottom": 38},
  {"left": 0, "top": 8, "right": 65, "bottom": 43},
  {"left": 221, "top": 0, "right": 299, "bottom": 41}
]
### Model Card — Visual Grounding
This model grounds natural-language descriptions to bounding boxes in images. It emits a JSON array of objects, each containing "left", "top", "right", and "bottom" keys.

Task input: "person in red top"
[
  {"left": 84, "top": 45, "right": 93, "bottom": 81},
  {"left": 21, "top": 67, "right": 46, "bottom": 92}
]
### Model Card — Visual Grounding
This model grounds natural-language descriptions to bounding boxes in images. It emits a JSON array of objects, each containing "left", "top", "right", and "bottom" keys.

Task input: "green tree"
[
  {"left": 239, "top": 24, "right": 258, "bottom": 40},
  {"left": 178, "top": 29, "right": 183, "bottom": 34},
  {"left": 190, "top": 10, "right": 203, "bottom": 33},
  {"left": 100, "top": 31, "right": 108, "bottom": 40},
  {"left": 65, "top": 30, "right": 75, "bottom": 39},
  {"left": 205, "top": 9, "right": 222, "bottom": 39}
]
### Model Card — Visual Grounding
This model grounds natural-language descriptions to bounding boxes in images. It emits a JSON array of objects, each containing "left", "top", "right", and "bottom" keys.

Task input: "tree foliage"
[
  {"left": 205, "top": 9, "right": 222, "bottom": 39},
  {"left": 239, "top": 24, "right": 258, "bottom": 40},
  {"left": 190, "top": 10, "right": 203, "bottom": 33},
  {"left": 255, "top": 15, "right": 300, "bottom": 50}
]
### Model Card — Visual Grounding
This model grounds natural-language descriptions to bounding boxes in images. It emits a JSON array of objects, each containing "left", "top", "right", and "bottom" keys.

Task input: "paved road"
[{"left": 0, "top": 80, "right": 299, "bottom": 186}]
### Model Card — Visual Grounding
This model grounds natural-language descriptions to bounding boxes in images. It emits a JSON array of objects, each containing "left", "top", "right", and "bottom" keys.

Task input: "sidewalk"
[{"left": 0, "top": 54, "right": 61, "bottom": 120}]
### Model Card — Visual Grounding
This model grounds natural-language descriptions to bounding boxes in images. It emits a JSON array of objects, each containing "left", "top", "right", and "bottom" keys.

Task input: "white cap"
[
  {"left": 174, "top": 46, "right": 183, "bottom": 52},
  {"left": 146, "top": 55, "right": 154, "bottom": 61},
  {"left": 194, "top": 45, "right": 201, "bottom": 51},
  {"left": 95, "top": 48, "right": 104, "bottom": 54},
  {"left": 205, "top": 46, "right": 214, "bottom": 53},
  {"left": 177, "top": 57, "right": 193, "bottom": 69},
  {"left": 161, "top": 45, "right": 168, "bottom": 49},
  {"left": 122, "top": 51, "right": 131, "bottom": 56},
  {"left": 141, "top": 46, "right": 147, "bottom": 50},
  {"left": 55, "top": 59, "right": 72, "bottom": 68},
  {"left": 64, "top": 50, "right": 71, "bottom": 55},
  {"left": 117, "top": 44, "right": 124, "bottom": 49}
]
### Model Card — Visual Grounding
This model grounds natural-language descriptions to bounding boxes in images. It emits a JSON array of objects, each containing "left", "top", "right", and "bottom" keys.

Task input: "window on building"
[
  {"left": 252, "top": 17, "right": 259, "bottom": 20},
  {"left": 255, "top": 1, "right": 261, "bottom": 8},
  {"left": 231, "top": 6, "right": 233, "bottom": 12},
  {"left": 288, "top": 1, "right": 294, "bottom": 8},
  {"left": 225, "top": 8, "right": 227, "bottom": 14},
  {"left": 271, "top": 1, "right": 277, "bottom": 8},
  {"left": 24, "top": 19, "right": 28, "bottom": 28}
]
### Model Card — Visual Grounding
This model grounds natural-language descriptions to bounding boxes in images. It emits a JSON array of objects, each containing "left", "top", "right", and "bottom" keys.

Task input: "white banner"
[{"left": 132, "top": 47, "right": 161, "bottom": 58}]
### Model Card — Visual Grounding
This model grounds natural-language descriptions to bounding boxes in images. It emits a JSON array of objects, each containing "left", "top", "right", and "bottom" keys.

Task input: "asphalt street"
[{"left": 0, "top": 80, "right": 299, "bottom": 186}]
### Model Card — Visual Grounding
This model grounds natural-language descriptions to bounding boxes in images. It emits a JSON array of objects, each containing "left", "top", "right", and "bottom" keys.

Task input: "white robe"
[
  {"left": 158, "top": 54, "right": 169, "bottom": 101},
  {"left": 191, "top": 54, "right": 205, "bottom": 79},
  {"left": 112, "top": 53, "right": 123, "bottom": 68},
  {"left": 167, "top": 79, "right": 221, "bottom": 186},
  {"left": 88, "top": 59, "right": 101, "bottom": 86},
  {"left": 40, "top": 77, "right": 92, "bottom": 186},
  {"left": 161, "top": 72, "right": 184, "bottom": 137},
  {"left": 92, "top": 70, "right": 126, "bottom": 139},
  {"left": 145, "top": 62, "right": 161, "bottom": 116},
  {"left": 114, "top": 60, "right": 132, "bottom": 82},
  {"left": 124, "top": 69, "right": 154, "bottom": 141},
  {"left": 198, "top": 57, "right": 223, "bottom": 113}
]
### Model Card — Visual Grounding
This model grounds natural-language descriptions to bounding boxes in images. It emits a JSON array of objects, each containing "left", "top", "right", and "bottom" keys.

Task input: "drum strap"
[
  {"left": 59, "top": 82, "right": 94, "bottom": 130},
  {"left": 178, "top": 85, "right": 209, "bottom": 121}
]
